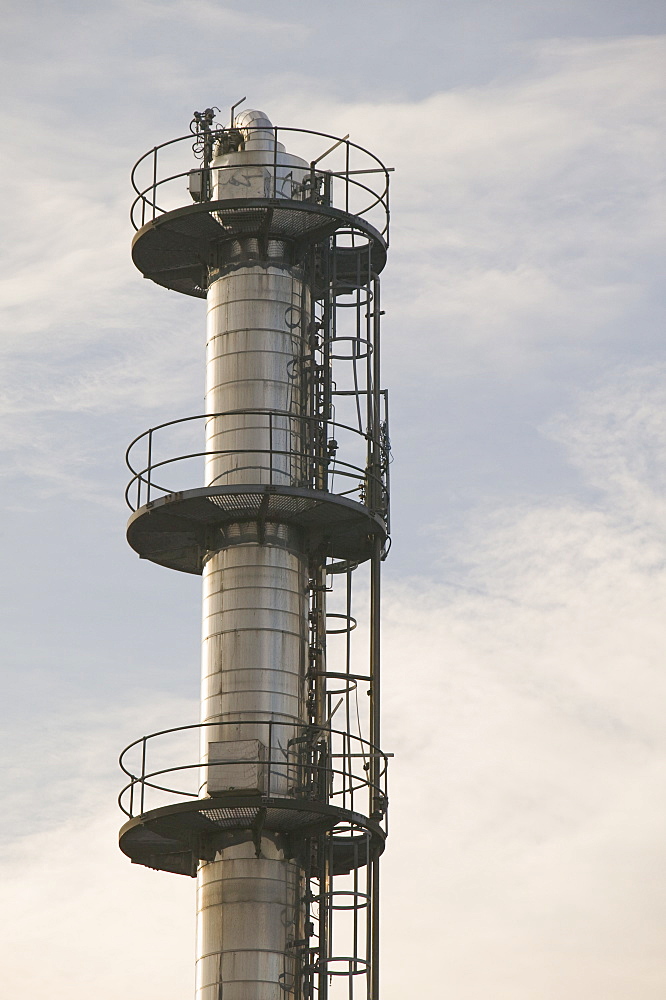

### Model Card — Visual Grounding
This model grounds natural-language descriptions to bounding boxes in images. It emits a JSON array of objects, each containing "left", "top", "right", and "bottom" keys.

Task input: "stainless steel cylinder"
[
  {"left": 204, "top": 267, "right": 307, "bottom": 489},
  {"left": 211, "top": 109, "right": 308, "bottom": 201},
  {"left": 201, "top": 531, "right": 307, "bottom": 728},
  {"left": 196, "top": 838, "right": 304, "bottom": 1000},
  {"left": 196, "top": 112, "right": 312, "bottom": 1000}
]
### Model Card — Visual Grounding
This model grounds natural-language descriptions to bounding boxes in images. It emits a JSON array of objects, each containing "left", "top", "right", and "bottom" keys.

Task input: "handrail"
[
  {"left": 117, "top": 718, "right": 390, "bottom": 823},
  {"left": 124, "top": 409, "right": 390, "bottom": 517},
  {"left": 130, "top": 126, "right": 389, "bottom": 196},
  {"left": 118, "top": 758, "right": 386, "bottom": 817},
  {"left": 129, "top": 125, "right": 390, "bottom": 239},
  {"left": 119, "top": 718, "right": 387, "bottom": 773}
]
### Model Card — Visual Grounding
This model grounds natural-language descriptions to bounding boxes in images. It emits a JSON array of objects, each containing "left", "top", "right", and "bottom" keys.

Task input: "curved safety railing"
[
  {"left": 124, "top": 409, "right": 390, "bottom": 520},
  {"left": 130, "top": 125, "right": 390, "bottom": 242},
  {"left": 118, "top": 718, "right": 390, "bottom": 826}
]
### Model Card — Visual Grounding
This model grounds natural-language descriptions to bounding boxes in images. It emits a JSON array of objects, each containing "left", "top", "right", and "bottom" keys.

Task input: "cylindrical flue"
[
  {"left": 204, "top": 266, "right": 308, "bottom": 489},
  {"left": 196, "top": 115, "right": 313, "bottom": 1000},
  {"left": 196, "top": 534, "right": 308, "bottom": 998},
  {"left": 196, "top": 839, "right": 305, "bottom": 1000}
]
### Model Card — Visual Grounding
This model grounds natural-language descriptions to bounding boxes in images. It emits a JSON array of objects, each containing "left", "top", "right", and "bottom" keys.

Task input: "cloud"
[
  {"left": 5, "top": 35, "right": 664, "bottom": 363},
  {"left": 383, "top": 37, "right": 665, "bottom": 378},
  {"left": 113, "top": 0, "right": 309, "bottom": 37},
  {"left": 2, "top": 24, "right": 665, "bottom": 996},
  {"left": 378, "top": 364, "right": 666, "bottom": 997},
  {"left": 0, "top": 808, "right": 194, "bottom": 999},
  {"left": 0, "top": 694, "right": 198, "bottom": 998},
  {"left": 547, "top": 362, "right": 666, "bottom": 520},
  {"left": 3, "top": 364, "right": 665, "bottom": 998},
  {"left": 2, "top": 34, "right": 662, "bottom": 426},
  {"left": 1, "top": 33, "right": 662, "bottom": 512},
  {"left": 260, "top": 36, "right": 664, "bottom": 380},
  {"left": 140, "top": 0, "right": 312, "bottom": 40}
]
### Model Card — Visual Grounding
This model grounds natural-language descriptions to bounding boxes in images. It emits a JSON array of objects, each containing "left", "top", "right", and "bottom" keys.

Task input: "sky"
[{"left": 1, "top": 1, "right": 665, "bottom": 997}]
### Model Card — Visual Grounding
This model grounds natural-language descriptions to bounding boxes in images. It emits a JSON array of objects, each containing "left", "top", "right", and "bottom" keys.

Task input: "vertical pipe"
[
  {"left": 369, "top": 538, "right": 382, "bottom": 1000},
  {"left": 369, "top": 277, "right": 382, "bottom": 771},
  {"left": 369, "top": 274, "right": 383, "bottom": 1000},
  {"left": 312, "top": 562, "right": 327, "bottom": 729},
  {"left": 317, "top": 838, "right": 330, "bottom": 1000},
  {"left": 370, "top": 858, "right": 380, "bottom": 1000}
]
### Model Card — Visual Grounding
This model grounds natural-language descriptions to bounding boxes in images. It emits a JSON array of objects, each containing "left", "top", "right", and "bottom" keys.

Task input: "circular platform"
[
  {"left": 131, "top": 199, "right": 388, "bottom": 297},
  {"left": 126, "top": 484, "right": 387, "bottom": 574},
  {"left": 119, "top": 794, "right": 386, "bottom": 877}
]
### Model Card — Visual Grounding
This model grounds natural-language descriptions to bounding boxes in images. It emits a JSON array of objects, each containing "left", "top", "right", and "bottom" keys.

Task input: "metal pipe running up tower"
[{"left": 118, "top": 105, "right": 392, "bottom": 1000}]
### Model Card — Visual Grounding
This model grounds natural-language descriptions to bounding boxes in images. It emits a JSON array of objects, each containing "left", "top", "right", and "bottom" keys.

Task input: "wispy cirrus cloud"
[{"left": 380, "top": 363, "right": 666, "bottom": 997}]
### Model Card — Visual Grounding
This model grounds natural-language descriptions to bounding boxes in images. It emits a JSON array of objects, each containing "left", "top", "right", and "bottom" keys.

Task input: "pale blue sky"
[{"left": 1, "top": 2, "right": 665, "bottom": 997}]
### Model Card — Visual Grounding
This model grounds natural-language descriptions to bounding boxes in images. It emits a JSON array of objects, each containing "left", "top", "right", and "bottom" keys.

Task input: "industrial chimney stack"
[{"left": 118, "top": 103, "right": 392, "bottom": 999}]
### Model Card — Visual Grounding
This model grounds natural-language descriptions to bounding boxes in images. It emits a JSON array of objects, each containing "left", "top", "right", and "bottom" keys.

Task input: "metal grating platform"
[
  {"left": 119, "top": 795, "right": 386, "bottom": 877},
  {"left": 131, "top": 199, "right": 388, "bottom": 297},
  {"left": 126, "top": 484, "right": 387, "bottom": 573}
]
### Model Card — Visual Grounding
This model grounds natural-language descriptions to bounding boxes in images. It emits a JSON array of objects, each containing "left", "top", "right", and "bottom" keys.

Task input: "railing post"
[
  {"left": 140, "top": 737, "right": 147, "bottom": 815},
  {"left": 152, "top": 147, "right": 157, "bottom": 221},
  {"left": 147, "top": 428, "right": 153, "bottom": 504},
  {"left": 273, "top": 125, "right": 278, "bottom": 198},
  {"left": 345, "top": 141, "right": 350, "bottom": 214},
  {"left": 385, "top": 167, "right": 390, "bottom": 239},
  {"left": 267, "top": 719, "right": 273, "bottom": 796}
]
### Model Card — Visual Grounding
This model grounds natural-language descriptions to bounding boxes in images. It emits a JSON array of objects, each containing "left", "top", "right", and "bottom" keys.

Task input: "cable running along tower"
[{"left": 118, "top": 104, "right": 392, "bottom": 1000}]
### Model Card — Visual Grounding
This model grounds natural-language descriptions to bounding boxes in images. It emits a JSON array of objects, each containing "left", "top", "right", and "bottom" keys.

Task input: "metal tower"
[{"left": 118, "top": 104, "right": 392, "bottom": 1000}]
